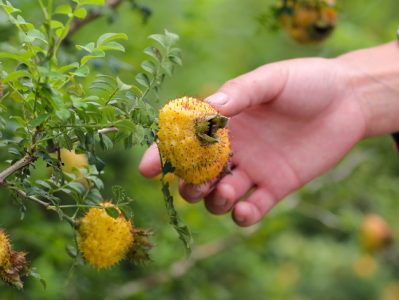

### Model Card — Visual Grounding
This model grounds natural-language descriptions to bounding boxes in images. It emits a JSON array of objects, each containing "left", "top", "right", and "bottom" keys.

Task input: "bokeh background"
[{"left": 1, "top": 0, "right": 399, "bottom": 299}]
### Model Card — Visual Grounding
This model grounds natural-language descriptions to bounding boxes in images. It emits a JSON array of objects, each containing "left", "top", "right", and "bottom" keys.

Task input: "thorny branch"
[
  {"left": 13, "top": 188, "right": 78, "bottom": 226},
  {"left": 64, "top": 0, "right": 126, "bottom": 42}
]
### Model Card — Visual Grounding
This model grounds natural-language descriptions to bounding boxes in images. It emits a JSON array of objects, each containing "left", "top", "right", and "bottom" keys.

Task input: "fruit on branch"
[
  {"left": 77, "top": 202, "right": 133, "bottom": 269},
  {"left": 157, "top": 96, "right": 231, "bottom": 185},
  {"left": 77, "top": 202, "right": 155, "bottom": 268},
  {"left": 0, "top": 229, "right": 30, "bottom": 290},
  {"left": 278, "top": 0, "right": 338, "bottom": 45}
]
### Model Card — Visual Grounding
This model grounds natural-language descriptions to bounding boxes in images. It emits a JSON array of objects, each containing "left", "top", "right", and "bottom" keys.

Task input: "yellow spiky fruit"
[
  {"left": 158, "top": 96, "right": 230, "bottom": 185},
  {"left": 279, "top": 0, "right": 338, "bottom": 45},
  {"left": 0, "top": 229, "right": 10, "bottom": 268},
  {"left": 77, "top": 202, "right": 133, "bottom": 269}
]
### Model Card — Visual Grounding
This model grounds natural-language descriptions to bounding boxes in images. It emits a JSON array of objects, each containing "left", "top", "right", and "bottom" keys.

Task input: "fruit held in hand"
[
  {"left": 157, "top": 96, "right": 231, "bottom": 184},
  {"left": 77, "top": 202, "right": 133, "bottom": 269},
  {"left": 279, "top": 0, "right": 338, "bottom": 45}
]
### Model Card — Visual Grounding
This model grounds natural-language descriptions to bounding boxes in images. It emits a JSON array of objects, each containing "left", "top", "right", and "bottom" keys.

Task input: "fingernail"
[
  {"left": 205, "top": 93, "right": 229, "bottom": 105},
  {"left": 186, "top": 185, "right": 205, "bottom": 198},
  {"left": 214, "top": 192, "right": 227, "bottom": 206}
]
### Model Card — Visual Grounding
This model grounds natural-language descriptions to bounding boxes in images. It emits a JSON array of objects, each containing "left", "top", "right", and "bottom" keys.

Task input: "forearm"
[{"left": 336, "top": 41, "right": 399, "bottom": 138}]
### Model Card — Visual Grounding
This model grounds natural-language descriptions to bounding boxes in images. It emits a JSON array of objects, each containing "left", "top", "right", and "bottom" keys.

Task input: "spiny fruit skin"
[
  {"left": 0, "top": 229, "right": 11, "bottom": 268},
  {"left": 158, "top": 96, "right": 230, "bottom": 185},
  {"left": 77, "top": 202, "right": 133, "bottom": 269},
  {"left": 279, "top": 0, "right": 338, "bottom": 45},
  {"left": 0, "top": 229, "right": 30, "bottom": 290}
]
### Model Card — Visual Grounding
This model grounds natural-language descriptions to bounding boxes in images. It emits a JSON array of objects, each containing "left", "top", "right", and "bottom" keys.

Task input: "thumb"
[{"left": 205, "top": 61, "right": 289, "bottom": 117}]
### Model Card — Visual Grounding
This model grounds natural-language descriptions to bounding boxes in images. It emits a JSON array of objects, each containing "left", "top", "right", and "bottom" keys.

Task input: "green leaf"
[
  {"left": 56, "top": 24, "right": 70, "bottom": 39},
  {"left": 95, "top": 157, "right": 105, "bottom": 172},
  {"left": 120, "top": 206, "right": 133, "bottom": 221},
  {"left": 75, "top": 8, "right": 87, "bottom": 18},
  {"left": 72, "top": 65, "right": 89, "bottom": 77},
  {"left": 59, "top": 62, "right": 79, "bottom": 74},
  {"left": 31, "top": 114, "right": 50, "bottom": 128},
  {"left": 67, "top": 182, "right": 86, "bottom": 194},
  {"left": 112, "top": 185, "right": 126, "bottom": 204},
  {"left": 168, "top": 48, "right": 182, "bottom": 58},
  {"left": 105, "top": 207, "right": 119, "bottom": 219},
  {"left": 74, "top": 129, "right": 86, "bottom": 146},
  {"left": 27, "top": 29, "right": 48, "bottom": 44},
  {"left": 96, "top": 41, "right": 125, "bottom": 52},
  {"left": 133, "top": 124, "right": 145, "bottom": 145},
  {"left": 63, "top": 134, "right": 73, "bottom": 151},
  {"left": 76, "top": 42, "right": 95, "bottom": 53},
  {"left": 0, "top": 53, "right": 31, "bottom": 67},
  {"left": 100, "top": 107, "right": 115, "bottom": 122},
  {"left": 54, "top": 4, "right": 72, "bottom": 15},
  {"left": 162, "top": 62, "right": 174, "bottom": 78},
  {"left": 41, "top": 89, "right": 64, "bottom": 110},
  {"left": 96, "top": 33, "right": 127, "bottom": 47},
  {"left": 163, "top": 160, "right": 176, "bottom": 174},
  {"left": 143, "top": 47, "right": 161, "bottom": 63},
  {"left": 81, "top": 0, "right": 105, "bottom": 5},
  {"left": 148, "top": 34, "right": 166, "bottom": 49},
  {"left": 50, "top": 20, "right": 64, "bottom": 29},
  {"left": 124, "top": 134, "right": 133, "bottom": 151},
  {"left": 136, "top": 73, "right": 150, "bottom": 88},
  {"left": 99, "top": 133, "right": 113, "bottom": 151},
  {"left": 141, "top": 60, "right": 157, "bottom": 75},
  {"left": 81, "top": 49, "right": 105, "bottom": 65},
  {"left": 164, "top": 29, "right": 179, "bottom": 47},
  {"left": 2, "top": 71, "right": 31, "bottom": 84},
  {"left": 116, "top": 77, "right": 131, "bottom": 91},
  {"left": 10, "top": 91, "right": 24, "bottom": 103},
  {"left": 15, "top": 127, "right": 29, "bottom": 138},
  {"left": 115, "top": 119, "right": 137, "bottom": 134},
  {"left": 10, "top": 116, "right": 27, "bottom": 127},
  {"left": 8, "top": 147, "right": 23, "bottom": 157},
  {"left": 169, "top": 55, "right": 182, "bottom": 66},
  {"left": 65, "top": 243, "right": 77, "bottom": 258},
  {"left": 56, "top": 109, "right": 71, "bottom": 119}
]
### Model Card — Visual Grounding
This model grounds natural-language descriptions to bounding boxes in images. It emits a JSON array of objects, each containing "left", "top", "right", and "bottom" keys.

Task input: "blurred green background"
[{"left": 1, "top": 0, "right": 399, "bottom": 299}]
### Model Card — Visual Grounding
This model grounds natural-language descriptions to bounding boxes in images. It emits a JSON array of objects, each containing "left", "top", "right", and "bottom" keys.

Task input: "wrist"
[{"left": 336, "top": 41, "right": 399, "bottom": 139}]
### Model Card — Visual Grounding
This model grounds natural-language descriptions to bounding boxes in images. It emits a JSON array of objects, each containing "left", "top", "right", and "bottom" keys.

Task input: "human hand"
[{"left": 140, "top": 42, "right": 399, "bottom": 227}]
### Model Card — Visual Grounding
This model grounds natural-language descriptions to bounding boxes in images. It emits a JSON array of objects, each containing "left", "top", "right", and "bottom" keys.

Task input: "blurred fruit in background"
[
  {"left": 361, "top": 214, "right": 393, "bottom": 252},
  {"left": 50, "top": 150, "right": 89, "bottom": 187},
  {"left": 352, "top": 254, "right": 378, "bottom": 277},
  {"left": 278, "top": 0, "right": 338, "bottom": 45},
  {"left": 383, "top": 282, "right": 399, "bottom": 300}
]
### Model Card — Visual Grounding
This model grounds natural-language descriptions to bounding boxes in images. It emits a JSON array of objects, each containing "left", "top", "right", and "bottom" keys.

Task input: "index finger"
[{"left": 139, "top": 143, "right": 162, "bottom": 178}]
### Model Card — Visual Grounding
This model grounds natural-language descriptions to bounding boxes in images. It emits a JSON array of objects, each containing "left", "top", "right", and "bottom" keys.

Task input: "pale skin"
[{"left": 139, "top": 41, "right": 399, "bottom": 227}]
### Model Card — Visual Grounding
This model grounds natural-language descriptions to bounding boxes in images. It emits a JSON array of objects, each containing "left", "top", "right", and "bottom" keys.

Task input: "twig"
[
  {"left": 64, "top": 0, "right": 126, "bottom": 42},
  {"left": 70, "top": 126, "right": 119, "bottom": 143},
  {"left": 0, "top": 154, "right": 35, "bottom": 183},
  {"left": 13, "top": 188, "right": 78, "bottom": 226}
]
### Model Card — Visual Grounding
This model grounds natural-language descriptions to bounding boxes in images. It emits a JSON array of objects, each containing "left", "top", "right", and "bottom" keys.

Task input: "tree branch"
[
  {"left": 13, "top": 188, "right": 78, "bottom": 226},
  {"left": 64, "top": 0, "right": 126, "bottom": 42},
  {"left": 0, "top": 154, "right": 35, "bottom": 183}
]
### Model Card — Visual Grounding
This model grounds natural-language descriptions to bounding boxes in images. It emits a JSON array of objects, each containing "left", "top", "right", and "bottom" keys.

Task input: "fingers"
[
  {"left": 205, "top": 61, "right": 290, "bottom": 117},
  {"left": 233, "top": 188, "right": 277, "bottom": 227},
  {"left": 139, "top": 143, "right": 161, "bottom": 178},
  {"left": 203, "top": 168, "right": 253, "bottom": 215},
  {"left": 178, "top": 180, "right": 212, "bottom": 204}
]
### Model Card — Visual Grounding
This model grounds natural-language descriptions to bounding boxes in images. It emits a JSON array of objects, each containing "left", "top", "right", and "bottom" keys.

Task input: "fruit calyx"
[{"left": 195, "top": 114, "right": 229, "bottom": 145}]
